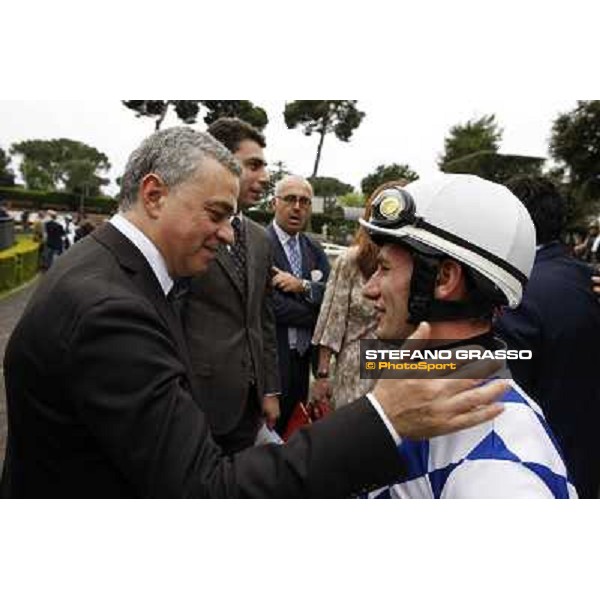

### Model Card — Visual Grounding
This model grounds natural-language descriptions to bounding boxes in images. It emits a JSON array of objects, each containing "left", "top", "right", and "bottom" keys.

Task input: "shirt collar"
[
  {"left": 273, "top": 220, "right": 298, "bottom": 246},
  {"left": 110, "top": 213, "right": 174, "bottom": 296}
]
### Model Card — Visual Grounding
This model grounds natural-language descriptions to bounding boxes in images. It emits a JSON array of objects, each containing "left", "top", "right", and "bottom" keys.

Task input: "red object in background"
[
  {"left": 308, "top": 399, "right": 333, "bottom": 421},
  {"left": 282, "top": 400, "right": 333, "bottom": 441}
]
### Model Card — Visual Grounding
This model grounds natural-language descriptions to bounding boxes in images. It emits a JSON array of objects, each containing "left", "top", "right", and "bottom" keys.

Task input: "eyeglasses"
[{"left": 279, "top": 194, "right": 312, "bottom": 208}]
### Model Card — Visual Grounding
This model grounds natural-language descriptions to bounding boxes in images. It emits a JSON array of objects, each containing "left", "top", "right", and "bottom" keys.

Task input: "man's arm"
[
  {"left": 69, "top": 304, "right": 506, "bottom": 498},
  {"left": 271, "top": 284, "right": 320, "bottom": 328},
  {"left": 67, "top": 297, "right": 403, "bottom": 497}
]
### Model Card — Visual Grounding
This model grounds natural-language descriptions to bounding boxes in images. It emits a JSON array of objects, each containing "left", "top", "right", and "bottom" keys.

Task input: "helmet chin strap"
[{"left": 407, "top": 253, "right": 494, "bottom": 324}]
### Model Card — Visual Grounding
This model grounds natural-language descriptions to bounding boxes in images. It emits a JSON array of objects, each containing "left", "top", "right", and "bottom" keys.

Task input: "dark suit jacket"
[
  {"left": 45, "top": 219, "right": 65, "bottom": 251},
  {"left": 182, "top": 217, "right": 279, "bottom": 435},
  {"left": 1, "top": 223, "right": 402, "bottom": 498},
  {"left": 266, "top": 224, "right": 330, "bottom": 391},
  {"left": 495, "top": 242, "right": 600, "bottom": 498}
]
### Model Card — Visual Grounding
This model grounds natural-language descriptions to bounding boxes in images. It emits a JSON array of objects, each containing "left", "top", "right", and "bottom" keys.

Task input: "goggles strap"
[
  {"left": 407, "top": 254, "right": 440, "bottom": 324},
  {"left": 407, "top": 253, "right": 495, "bottom": 323}
]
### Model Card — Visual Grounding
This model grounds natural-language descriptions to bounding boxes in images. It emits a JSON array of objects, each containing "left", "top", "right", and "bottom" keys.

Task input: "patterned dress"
[{"left": 312, "top": 248, "right": 378, "bottom": 408}]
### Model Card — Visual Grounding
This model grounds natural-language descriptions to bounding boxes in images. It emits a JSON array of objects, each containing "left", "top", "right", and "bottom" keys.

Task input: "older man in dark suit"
[
  {"left": 267, "top": 175, "right": 331, "bottom": 434},
  {"left": 183, "top": 118, "right": 280, "bottom": 454},
  {"left": 1, "top": 127, "right": 506, "bottom": 498}
]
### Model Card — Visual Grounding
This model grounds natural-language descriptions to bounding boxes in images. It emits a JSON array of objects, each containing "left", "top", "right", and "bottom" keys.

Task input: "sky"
[{"left": 0, "top": 99, "right": 579, "bottom": 197}]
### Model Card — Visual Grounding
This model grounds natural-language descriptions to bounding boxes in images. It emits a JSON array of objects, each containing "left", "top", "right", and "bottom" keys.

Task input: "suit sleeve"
[
  {"left": 66, "top": 297, "right": 403, "bottom": 497},
  {"left": 272, "top": 288, "right": 321, "bottom": 328},
  {"left": 272, "top": 240, "right": 332, "bottom": 327}
]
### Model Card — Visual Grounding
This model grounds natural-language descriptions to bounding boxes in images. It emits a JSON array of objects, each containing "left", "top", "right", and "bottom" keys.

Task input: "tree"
[
  {"left": 337, "top": 192, "right": 366, "bottom": 208},
  {"left": 439, "top": 114, "right": 502, "bottom": 171},
  {"left": 262, "top": 160, "right": 290, "bottom": 202},
  {"left": 308, "top": 176, "right": 353, "bottom": 199},
  {"left": 63, "top": 158, "right": 110, "bottom": 197},
  {"left": 360, "top": 163, "right": 419, "bottom": 197},
  {"left": 284, "top": 101, "right": 365, "bottom": 177},
  {"left": 443, "top": 151, "right": 544, "bottom": 184},
  {"left": 122, "top": 101, "right": 201, "bottom": 131},
  {"left": 550, "top": 101, "right": 600, "bottom": 205},
  {"left": 201, "top": 101, "right": 268, "bottom": 130},
  {"left": 122, "top": 100, "right": 269, "bottom": 131},
  {"left": 10, "top": 139, "right": 111, "bottom": 195},
  {"left": 0, "top": 146, "right": 15, "bottom": 186}
]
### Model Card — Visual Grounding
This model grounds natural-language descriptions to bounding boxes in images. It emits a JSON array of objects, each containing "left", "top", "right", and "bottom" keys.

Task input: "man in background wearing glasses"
[{"left": 267, "top": 175, "right": 330, "bottom": 434}]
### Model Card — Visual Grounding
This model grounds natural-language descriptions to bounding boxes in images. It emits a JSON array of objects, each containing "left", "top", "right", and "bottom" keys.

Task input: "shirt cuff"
[
  {"left": 366, "top": 392, "right": 401, "bottom": 446},
  {"left": 304, "top": 281, "right": 314, "bottom": 302}
]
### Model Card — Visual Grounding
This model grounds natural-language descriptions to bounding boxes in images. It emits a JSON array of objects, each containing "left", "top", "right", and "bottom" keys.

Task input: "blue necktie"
[
  {"left": 287, "top": 237, "right": 311, "bottom": 355},
  {"left": 287, "top": 237, "right": 302, "bottom": 277}
]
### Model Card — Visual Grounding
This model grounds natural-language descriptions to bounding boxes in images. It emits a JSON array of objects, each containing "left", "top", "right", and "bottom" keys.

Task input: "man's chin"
[
  {"left": 240, "top": 195, "right": 261, "bottom": 209},
  {"left": 187, "top": 251, "right": 217, "bottom": 275},
  {"left": 375, "top": 326, "right": 387, "bottom": 340}
]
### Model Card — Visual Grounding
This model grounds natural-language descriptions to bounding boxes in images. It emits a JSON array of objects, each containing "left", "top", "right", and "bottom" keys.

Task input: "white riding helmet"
[{"left": 360, "top": 174, "right": 536, "bottom": 321}]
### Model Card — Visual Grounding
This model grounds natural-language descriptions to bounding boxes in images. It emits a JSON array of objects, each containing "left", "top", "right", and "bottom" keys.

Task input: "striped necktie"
[
  {"left": 230, "top": 215, "right": 247, "bottom": 292},
  {"left": 287, "top": 236, "right": 310, "bottom": 355}
]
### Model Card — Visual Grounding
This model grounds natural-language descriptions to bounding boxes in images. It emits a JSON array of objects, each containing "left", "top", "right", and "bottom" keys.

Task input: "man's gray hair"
[
  {"left": 119, "top": 127, "right": 242, "bottom": 210},
  {"left": 274, "top": 175, "right": 313, "bottom": 198}
]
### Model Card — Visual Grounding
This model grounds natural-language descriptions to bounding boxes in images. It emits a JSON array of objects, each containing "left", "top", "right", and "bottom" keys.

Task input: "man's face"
[
  {"left": 155, "top": 158, "right": 239, "bottom": 277},
  {"left": 273, "top": 179, "right": 313, "bottom": 235},
  {"left": 363, "top": 244, "right": 415, "bottom": 340},
  {"left": 235, "top": 139, "right": 269, "bottom": 209}
]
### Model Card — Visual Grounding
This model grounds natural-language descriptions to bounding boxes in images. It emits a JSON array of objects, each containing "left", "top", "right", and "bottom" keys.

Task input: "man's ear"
[
  {"left": 434, "top": 259, "right": 465, "bottom": 300},
  {"left": 140, "top": 173, "right": 167, "bottom": 219}
]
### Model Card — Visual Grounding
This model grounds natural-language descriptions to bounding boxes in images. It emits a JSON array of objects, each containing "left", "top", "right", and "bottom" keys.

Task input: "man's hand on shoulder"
[{"left": 372, "top": 322, "right": 507, "bottom": 439}]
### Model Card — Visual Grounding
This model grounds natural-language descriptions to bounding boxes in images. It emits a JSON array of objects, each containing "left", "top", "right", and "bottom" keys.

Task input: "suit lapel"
[
  {"left": 245, "top": 221, "right": 260, "bottom": 308},
  {"left": 298, "top": 233, "right": 314, "bottom": 278},
  {"left": 92, "top": 223, "right": 197, "bottom": 387},
  {"left": 267, "top": 223, "right": 293, "bottom": 273},
  {"left": 215, "top": 244, "right": 245, "bottom": 297}
]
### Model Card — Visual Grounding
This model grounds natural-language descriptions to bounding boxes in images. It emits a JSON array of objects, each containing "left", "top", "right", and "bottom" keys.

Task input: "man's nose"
[
  {"left": 258, "top": 167, "right": 270, "bottom": 185},
  {"left": 362, "top": 273, "right": 379, "bottom": 299}
]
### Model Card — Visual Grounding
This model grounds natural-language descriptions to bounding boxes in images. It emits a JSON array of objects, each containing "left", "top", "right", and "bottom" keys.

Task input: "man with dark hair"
[
  {"left": 182, "top": 118, "right": 280, "bottom": 454},
  {"left": 495, "top": 175, "right": 600, "bottom": 498},
  {"left": 206, "top": 118, "right": 266, "bottom": 164}
]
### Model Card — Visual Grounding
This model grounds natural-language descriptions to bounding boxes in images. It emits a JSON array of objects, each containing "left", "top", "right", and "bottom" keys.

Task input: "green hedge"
[
  {"left": 0, "top": 186, "right": 117, "bottom": 215},
  {"left": 0, "top": 236, "right": 40, "bottom": 292}
]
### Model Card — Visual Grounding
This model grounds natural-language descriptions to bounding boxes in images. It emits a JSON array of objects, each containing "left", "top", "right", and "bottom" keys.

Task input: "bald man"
[{"left": 267, "top": 176, "right": 330, "bottom": 434}]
